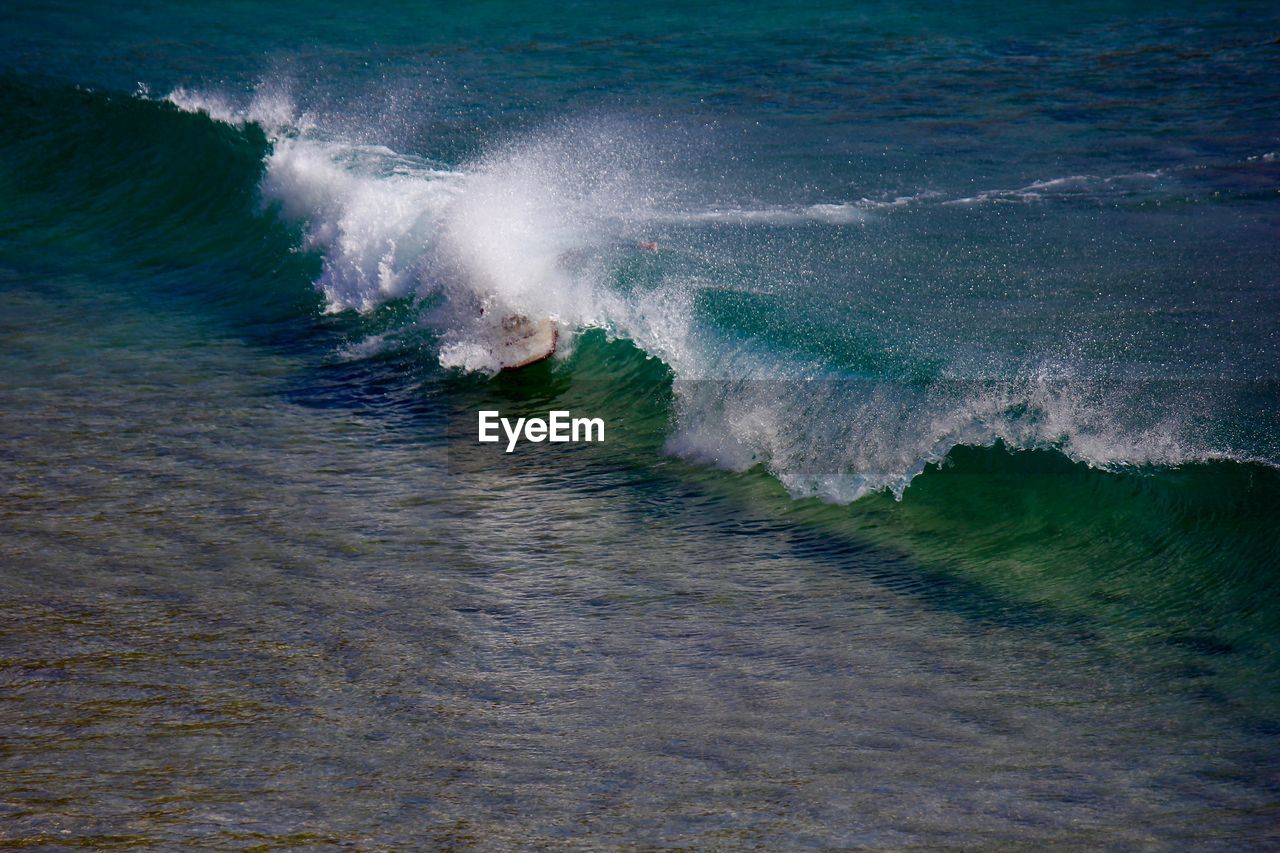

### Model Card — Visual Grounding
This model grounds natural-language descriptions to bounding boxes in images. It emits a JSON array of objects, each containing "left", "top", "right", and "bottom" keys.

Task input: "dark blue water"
[{"left": 2, "top": 1, "right": 1278, "bottom": 846}]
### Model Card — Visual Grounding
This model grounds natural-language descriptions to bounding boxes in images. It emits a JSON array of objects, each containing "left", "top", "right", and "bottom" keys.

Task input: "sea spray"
[{"left": 160, "top": 83, "right": 1278, "bottom": 504}]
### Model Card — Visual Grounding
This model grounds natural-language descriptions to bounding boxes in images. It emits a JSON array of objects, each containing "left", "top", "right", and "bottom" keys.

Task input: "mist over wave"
[{"left": 161, "top": 82, "right": 1277, "bottom": 503}]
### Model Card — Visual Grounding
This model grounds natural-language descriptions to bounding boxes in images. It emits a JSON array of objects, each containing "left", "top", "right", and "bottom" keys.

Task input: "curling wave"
[{"left": 158, "top": 82, "right": 1278, "bottom": 503}]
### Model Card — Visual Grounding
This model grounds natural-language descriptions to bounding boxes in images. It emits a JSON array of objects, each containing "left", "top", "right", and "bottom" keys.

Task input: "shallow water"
[{"left": 2, "top": 1, "right": 1278, "bottom": 846}]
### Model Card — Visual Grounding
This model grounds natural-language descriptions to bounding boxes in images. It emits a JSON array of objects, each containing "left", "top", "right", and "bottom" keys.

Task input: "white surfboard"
[{"left": 493, "top": 315, "right": 558, "bottom": 371}]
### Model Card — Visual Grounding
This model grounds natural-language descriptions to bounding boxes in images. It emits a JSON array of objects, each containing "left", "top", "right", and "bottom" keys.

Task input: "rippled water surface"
[{"left": 2, "top": 0, "right": 1278, "bottom": 846}]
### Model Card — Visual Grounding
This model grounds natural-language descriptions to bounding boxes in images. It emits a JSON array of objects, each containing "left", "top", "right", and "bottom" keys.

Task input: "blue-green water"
[{"left": 2, "top": 1, "right": 1278, "bottom": 846}]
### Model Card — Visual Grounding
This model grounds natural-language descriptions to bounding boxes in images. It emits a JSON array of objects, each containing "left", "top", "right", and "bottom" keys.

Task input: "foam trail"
[{"left": 660, "top": 203, "right": 866, "bottom": 225}]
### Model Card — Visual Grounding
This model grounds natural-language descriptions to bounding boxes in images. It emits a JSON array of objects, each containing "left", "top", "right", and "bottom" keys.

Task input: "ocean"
[{"left": 2, "top": 1, "right": 1278, "bottom": 846}]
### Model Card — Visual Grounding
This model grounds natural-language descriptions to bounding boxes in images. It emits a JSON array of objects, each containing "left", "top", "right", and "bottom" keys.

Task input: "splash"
[
  {"left": 159, "top": 83, "right": 1272, "bottom": 503},
  {"left": 165, "top": 84, "right": 710, "bottom": 374}
]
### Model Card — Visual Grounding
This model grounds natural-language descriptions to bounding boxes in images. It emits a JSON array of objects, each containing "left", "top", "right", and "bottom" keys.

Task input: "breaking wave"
[{"left": 155, "top": 81, "right": 1278, "bottom": 503}]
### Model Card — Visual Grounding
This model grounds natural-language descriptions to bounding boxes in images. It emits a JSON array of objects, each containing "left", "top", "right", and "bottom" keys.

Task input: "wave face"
[{"left": 151, "top": 82, "right": 1280, "bottom": 504}]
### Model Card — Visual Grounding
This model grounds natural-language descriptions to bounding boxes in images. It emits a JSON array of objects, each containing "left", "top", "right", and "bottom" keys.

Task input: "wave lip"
[
  {"left": 664, "top": 377, "right": 1274, "bottom": 504},
  {"left": 164, "top": 83, "right": 471, "bottom": 314},
  {"left": 165, "top": 85, "right": 298, "bottom": 133}
]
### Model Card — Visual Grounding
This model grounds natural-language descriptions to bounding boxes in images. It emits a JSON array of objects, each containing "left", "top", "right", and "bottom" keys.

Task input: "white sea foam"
[
  {"left": 856, "top": 190, "right": 946, "bottom": 209},
  {"left": 944, "top": 175, "right": 1100, "bottom": 206},
  {"left": 665, "top": 203, "right": 866, "bottom": 225},
  {"left": 260, "top": 137, "right": 466, "bottom": 312}
]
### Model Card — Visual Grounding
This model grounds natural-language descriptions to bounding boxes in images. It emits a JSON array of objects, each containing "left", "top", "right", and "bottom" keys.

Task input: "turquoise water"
[{"left": 2, "top": 1, "right": 1278, "bottom": 846}]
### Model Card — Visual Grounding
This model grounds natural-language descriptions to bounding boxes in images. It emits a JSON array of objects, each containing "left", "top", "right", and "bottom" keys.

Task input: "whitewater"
[{"left": 163, "top": 83, "right": 1277, "bottom": 503}]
